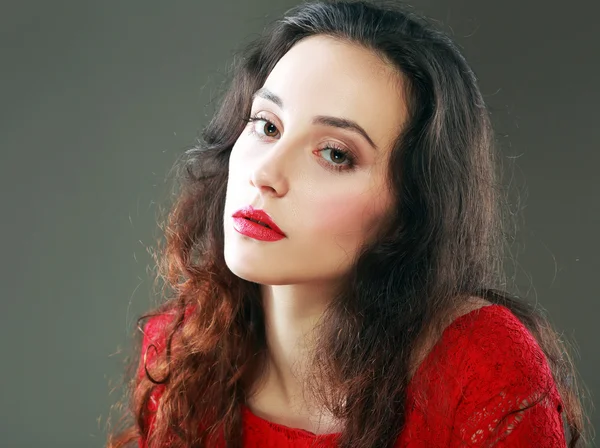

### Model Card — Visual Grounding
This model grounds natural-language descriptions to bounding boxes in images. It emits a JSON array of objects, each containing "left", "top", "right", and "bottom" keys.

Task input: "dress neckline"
[{"left": 241, "top": 304, "right": 506, "bottom": 439}]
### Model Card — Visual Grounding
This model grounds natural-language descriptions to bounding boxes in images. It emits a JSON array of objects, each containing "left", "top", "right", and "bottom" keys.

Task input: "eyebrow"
[{"left": 251, "top": 87, "right": 379, "bottom": 151}]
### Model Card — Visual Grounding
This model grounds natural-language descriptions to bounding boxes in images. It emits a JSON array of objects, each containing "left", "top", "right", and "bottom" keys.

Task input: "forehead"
[{"left": 260, "top": 35, "right": 408, "bottom": 152}]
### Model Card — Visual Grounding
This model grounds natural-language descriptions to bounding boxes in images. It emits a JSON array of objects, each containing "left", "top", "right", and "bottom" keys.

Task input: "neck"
[{"left": 251, "top": 282, "right": 337, "bottom": 413}]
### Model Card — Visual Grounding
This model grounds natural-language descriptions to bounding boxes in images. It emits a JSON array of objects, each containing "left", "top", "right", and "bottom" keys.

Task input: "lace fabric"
[{"left": 138, "top": 305, "right": 566, "bottom": 447}]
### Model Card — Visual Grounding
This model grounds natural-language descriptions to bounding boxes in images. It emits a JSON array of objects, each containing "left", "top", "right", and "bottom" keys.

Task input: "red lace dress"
[{"left": 138, "top": 305, "right": 566, "bottom": 447}]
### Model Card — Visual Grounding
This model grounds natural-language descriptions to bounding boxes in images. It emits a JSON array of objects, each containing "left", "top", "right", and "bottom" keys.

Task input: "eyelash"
[{"left": 245, "top": 114, "right": 357, "bottom": 173}]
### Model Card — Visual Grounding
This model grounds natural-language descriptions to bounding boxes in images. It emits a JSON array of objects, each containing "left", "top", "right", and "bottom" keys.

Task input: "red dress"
[{"left": 138, "top": 305, "right": 566, "bottom": 447}]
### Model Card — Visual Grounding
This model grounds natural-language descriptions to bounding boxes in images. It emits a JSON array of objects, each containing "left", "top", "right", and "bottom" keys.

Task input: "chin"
[
  {"left": 225, "top": 263, "right": 293, "bottom": 285},
  {"left": 223, "top": 252, "right": 290, "bottom": 286}
]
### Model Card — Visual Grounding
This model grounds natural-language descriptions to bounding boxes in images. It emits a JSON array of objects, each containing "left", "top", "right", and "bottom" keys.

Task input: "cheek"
[
  {"left": 306, "top": 190, "right": 388, "bottom": 238},
  {"left": 225, "top": 143, "right": 248, "bottom": 198},
  {"left": 228, "top": 142, "right": 246, "bottom": 175}
]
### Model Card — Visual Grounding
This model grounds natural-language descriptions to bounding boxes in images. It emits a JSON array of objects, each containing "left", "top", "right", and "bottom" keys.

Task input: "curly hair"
[{"left": 107, "top": 1, "right": 588, "bottom": 447}]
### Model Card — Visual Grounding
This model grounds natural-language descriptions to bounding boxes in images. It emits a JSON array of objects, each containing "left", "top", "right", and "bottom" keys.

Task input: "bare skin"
[{"left": 223, "top": 34, "right": 490, "bottom": 435}]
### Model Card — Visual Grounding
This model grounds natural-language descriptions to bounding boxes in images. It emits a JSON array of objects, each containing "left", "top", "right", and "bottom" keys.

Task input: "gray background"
[{"left": 1, "top": 0, "right": 597, "bottom": 446}]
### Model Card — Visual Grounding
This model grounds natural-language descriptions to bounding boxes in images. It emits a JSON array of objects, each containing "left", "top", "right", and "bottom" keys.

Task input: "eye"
[
  {"left": 319, "top": 147, "right": 352, "bottom": 166},
  {"left": 245, "top": 113, "right": 358, "bottom": 173},
  {"left": 247, "top": 114, "right": 280, "bottom": 138}
]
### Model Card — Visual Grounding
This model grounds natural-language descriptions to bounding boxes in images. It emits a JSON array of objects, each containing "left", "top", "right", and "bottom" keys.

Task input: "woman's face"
[{"left": 223, "top": 35, "right": 407, "bottom": 286}]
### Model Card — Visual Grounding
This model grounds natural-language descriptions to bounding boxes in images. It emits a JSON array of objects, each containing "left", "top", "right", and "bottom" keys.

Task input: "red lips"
[{"left": 231, "top": 206, "right": 286, "bottom": 241}]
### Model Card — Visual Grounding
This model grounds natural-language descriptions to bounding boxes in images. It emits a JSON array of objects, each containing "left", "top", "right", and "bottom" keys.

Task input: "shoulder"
[
  {"left": 446, "top": 304, "right": 552, "bottom": 381},
  {"left": 142, "top": 312, "right": 174, "bottom": 339},
  {"left": 136, "top": 312, "right": 172, "bottom": 380},
  {"left": 443, "top": 303, "right": 564, "bottom": 414},
  {"left": 403, "top": 303, "right": 565, "bottom": 446},
  {"left": 140, "top": 304, "right": 196, "bottom": 347},
  {"left": 140, "top": 310, "right": 178, "bottom": 351},
  {"left": 136, "top": 307, "right": 195, "bottom": 414},
  {"left": 136, "top": 306, "right": 194, "bottom": 380},
  {"left": 438, "top": 304, "right": 564, "bottom": 442},
  {"left": 413, "top": 302, "right": 562, "bottom": 409},
  {"left": 440, "top": 305, "right": 566, "bottom": 445}
]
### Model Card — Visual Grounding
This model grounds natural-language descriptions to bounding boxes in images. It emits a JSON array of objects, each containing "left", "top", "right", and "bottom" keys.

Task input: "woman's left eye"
[
  {"left": 246, "top": 114, "right": 357, "bottom": 172},
  {"left": 319, "top": 147, "right": 352, "bottom": 166}
]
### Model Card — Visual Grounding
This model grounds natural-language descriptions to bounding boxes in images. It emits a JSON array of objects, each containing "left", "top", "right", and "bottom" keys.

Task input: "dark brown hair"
[{"left": 107, "top": 1, "right": 589, "bottom": 447}]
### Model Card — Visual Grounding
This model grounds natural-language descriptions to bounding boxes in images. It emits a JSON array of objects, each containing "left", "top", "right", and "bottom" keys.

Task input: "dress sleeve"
[{"left": 448, "top": 309, "right": 566, "bottom": 447}]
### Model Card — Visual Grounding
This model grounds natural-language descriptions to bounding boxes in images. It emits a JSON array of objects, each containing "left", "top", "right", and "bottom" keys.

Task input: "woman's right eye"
[{"left": 247, "top": 115, "right": 280, "bottom": 139}]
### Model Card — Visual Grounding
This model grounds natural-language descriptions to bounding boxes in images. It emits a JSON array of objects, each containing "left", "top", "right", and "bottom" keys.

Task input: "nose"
[{"left": 249, "top": 142, "right": 291, "bottom": 198}]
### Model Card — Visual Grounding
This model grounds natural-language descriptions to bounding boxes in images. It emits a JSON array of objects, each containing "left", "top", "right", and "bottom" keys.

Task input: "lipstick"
[{"left": 231, "top": 206, "right": 286, "bottom": 242}]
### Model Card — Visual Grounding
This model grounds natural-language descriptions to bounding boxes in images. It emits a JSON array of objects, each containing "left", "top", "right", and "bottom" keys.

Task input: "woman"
[{"left": 107, "top": 1, "right": 588, "bottom": 447}]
